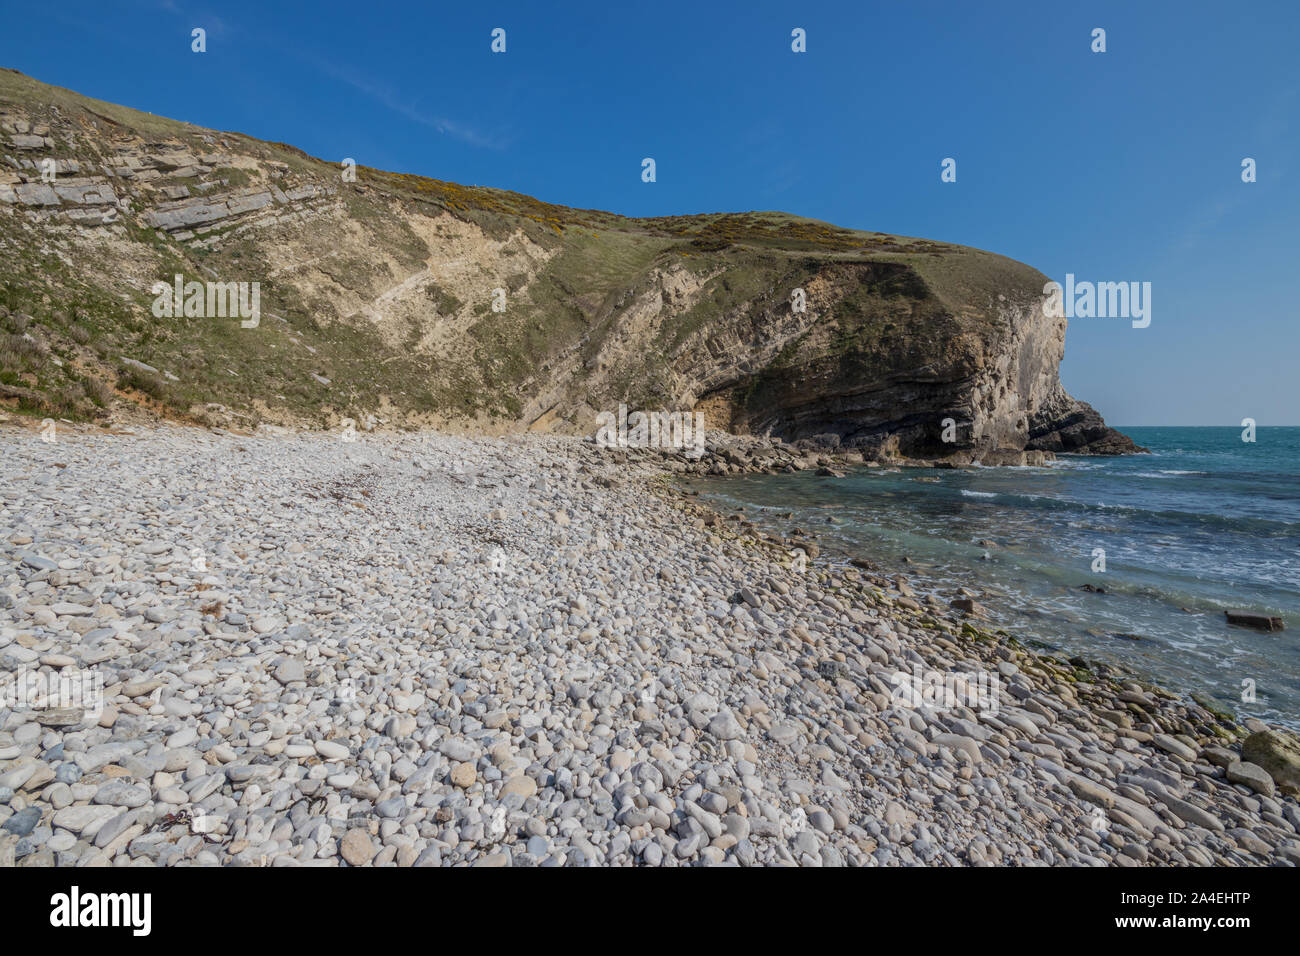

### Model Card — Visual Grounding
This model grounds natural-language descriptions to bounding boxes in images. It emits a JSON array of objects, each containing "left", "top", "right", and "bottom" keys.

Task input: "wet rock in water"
[
  {"left": 1224, "top": 610, "right": 1284, "bottom": 632},
  {"left": 949, "top": 598, "right": 987, "bottom": 617},
  {"left": 792, "top": 539, "right": 819, "bottom": 559}
]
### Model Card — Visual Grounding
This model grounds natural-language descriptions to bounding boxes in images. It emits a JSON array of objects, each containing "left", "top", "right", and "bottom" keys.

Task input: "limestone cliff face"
[
  {"left": 0, "top": 68, "right": 1140, "bottom": 459},
  {"left": 627, "top": 262, "right": 1141, "bottom": 461}
]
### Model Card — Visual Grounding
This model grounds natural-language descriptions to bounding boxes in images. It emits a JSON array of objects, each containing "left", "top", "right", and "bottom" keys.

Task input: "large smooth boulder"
[{"left": 1240, "top": 729, "right": 1300, "bottom": 796}]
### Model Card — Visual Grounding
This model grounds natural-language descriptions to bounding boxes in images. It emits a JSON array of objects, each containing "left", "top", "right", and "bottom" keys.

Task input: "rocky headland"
[{"left": 1, "top": 67, "right": 1143, "bottom": 464}]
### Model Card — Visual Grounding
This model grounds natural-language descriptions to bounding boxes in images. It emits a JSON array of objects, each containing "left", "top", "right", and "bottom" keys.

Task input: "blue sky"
[{"left": 3, "top": 0, "right": 1296, "bottom": 425}]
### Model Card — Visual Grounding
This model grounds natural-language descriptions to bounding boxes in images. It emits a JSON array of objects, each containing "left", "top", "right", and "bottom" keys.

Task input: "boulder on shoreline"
[{"left": 1241, "top": 730, "right": 1300, "bottom": 796}]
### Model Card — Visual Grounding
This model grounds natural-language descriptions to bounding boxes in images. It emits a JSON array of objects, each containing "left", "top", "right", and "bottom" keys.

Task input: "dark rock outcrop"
[{"left": 1027, "top": 396, "right": 1147, "bottom": 455}]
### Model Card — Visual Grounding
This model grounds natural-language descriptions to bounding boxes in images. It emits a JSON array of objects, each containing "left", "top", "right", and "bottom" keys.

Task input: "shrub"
[
  {"left": 85, "top": 376, "right": 115, "bottom": 406},
  {"left": 117, "top": 365, "right": 170, "bottom": 401},
  {"left": 0, "top": 333, "right": 47, "bottom": 369}
]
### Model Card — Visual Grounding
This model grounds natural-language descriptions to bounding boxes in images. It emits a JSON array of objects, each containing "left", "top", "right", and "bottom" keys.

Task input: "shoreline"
[
  {"left": 1, "top": 423, "right": 1298, "bottom": 866},
  {"left": 676, "top": 434, "right": 1299, "bottom": 731},
  {"left": 676, "top": 472, "right": 1286, "bottom": 730}
]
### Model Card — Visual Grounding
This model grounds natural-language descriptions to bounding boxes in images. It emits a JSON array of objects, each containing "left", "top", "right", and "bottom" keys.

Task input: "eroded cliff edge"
[{"left": 0, "top": 68, "right": 1141, "bottom": 461}]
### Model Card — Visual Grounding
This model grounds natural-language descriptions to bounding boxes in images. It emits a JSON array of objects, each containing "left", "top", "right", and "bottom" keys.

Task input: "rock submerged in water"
[
  {"left": 1224, "top": 610, "right": 1284, "bottom": 632},
  {"left": 949, "top": 598, "right": 987, "bottom": 617}
]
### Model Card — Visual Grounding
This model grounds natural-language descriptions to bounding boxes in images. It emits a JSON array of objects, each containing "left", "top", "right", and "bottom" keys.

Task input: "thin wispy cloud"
[
  {"left": 141, "top": 0, "right": 228, "bottom": 37},
  {"left": 313, "top": 59, "right": 507, "bottom": 151},
  {"left": 1175, "top": 86, "right": 1295, "bottom": 252}
]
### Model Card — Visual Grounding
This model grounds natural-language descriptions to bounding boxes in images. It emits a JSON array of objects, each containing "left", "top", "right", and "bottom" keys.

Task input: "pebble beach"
[{"left": 2, "top": 423, "right": 1298, "bottom": 867}]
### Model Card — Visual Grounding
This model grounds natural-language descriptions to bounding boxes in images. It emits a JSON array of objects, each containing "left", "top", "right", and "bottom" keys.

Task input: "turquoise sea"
[{"left": 690, "top": 427, "right": 1300, "bottom": 728}]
